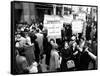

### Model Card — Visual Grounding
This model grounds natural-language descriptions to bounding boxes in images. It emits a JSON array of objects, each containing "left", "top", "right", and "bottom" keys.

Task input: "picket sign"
[
  {"left": 72, "top": 19, "right": 84, "bottom": 34},
  {"left": 62, "top": 15, "right": 73, "bottom": 24},
  {"left": 44, "top": 15, "right": 63, "bottom": 40}
]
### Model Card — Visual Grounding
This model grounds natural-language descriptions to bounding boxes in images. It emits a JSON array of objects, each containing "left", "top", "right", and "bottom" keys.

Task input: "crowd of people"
[{"left": 14, "top": 19, "right": 97, "bottom": 74}]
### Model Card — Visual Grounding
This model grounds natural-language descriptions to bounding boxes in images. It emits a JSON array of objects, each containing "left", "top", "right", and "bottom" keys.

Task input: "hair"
[
  {"left": 32, "top": 27, "right": 36, "bottom": 30},
  {"left": 36, "top": 28, "right": 39, "bottom": 33},
  {"left": 80, "top": 37, "right": 85, "bottom": 41},
  {"left": 65, "top": 41, "right": 69, "bottom": 44},
  {"left": 50, "top": 38, "right": 55, "bottom": 43},
  {"left": 24, "top": 28, "right": 29, "bottom": 32},
  {"left": 64, "top": 41, "right": 69, "bottom": 47}
]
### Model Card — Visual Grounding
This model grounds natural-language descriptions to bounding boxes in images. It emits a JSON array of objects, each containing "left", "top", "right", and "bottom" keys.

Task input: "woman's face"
[
  {"left": 17, "top": 34, "right": 21, "bottom": 38},
  {"left": 73, "top": 42, "right": 76, "bottom": 48},
  {"left": 50, "top": 40, "right": 54, "bottom": 45},
  {"left": 64, "top": 42, "right": 69, "bottom": 49}
]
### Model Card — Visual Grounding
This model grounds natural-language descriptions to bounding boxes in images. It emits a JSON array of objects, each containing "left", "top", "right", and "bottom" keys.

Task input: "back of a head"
[{"left": 50, "top": 38, "right": 55, "bottom": 43}]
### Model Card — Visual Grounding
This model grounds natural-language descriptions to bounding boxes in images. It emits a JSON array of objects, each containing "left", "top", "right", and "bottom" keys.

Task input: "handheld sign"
[
  {"left": 72, "top": 20, "right": 84, "bottom": 34},
  {"left": 44, "top": 15, "right": 63, "bottom": 39}
]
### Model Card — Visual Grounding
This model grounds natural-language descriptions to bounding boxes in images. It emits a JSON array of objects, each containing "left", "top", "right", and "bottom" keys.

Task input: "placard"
[
  {"left": 72, "top": 20, "right": 84, "bottom": 34},
  {"left": 76, "top": 12, "right": 86, "bottom": 21},
  {"left": 44, "top": 15, "right": 62, "bottom": 39},
  {"left": 62, "top": 15, "right": 73, "bottom": 24}
]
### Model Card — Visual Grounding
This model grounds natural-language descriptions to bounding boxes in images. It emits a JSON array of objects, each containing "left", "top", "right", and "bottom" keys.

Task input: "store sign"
[
  {"left": 72, "top": 20, "right": 83, "bottom": 34},
  {"left": 44, "top": 15, "right": 62, "bottom": 39}
]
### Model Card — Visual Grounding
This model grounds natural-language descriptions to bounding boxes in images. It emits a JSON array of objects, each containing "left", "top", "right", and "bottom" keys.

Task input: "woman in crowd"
[
  {"left": 60, "top": 41, "right": 73, "bottom": 71},
  {"left": 24, "top": 32, "right": 32, "bottom": 46},
  {"left": 69, "top": 36, "right": 80, "bottom": 70},
  {"left": 49, "top": 39, "right": 60, "bottom": 72},
  {"left": 42, "top": 31, "right": 51, "bottom": 67},
  {"left": 29, "top": 29, "right": 40, "bottom": 63},
  {"left": 15, "top": 32, "right": 30, "bottom": 56},
  {"left": 15, "top": 49, "right": 29, "bottom": 74},
  {"left": 15, "top": 31, "right": 36, "bottom": 62}
]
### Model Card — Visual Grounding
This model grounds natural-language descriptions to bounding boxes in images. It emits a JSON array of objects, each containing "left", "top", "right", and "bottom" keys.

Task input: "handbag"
[{"left": 66, "top": 60, "right": 75, "bottom": 69}]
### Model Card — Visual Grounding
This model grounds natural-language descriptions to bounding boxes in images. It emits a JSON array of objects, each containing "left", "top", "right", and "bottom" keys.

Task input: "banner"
[
  {"left": 44, "top": 15, "right": 63, "bottom": 39},
  {"left": 72, "top": 20, "right": 83, "bottom": 34}
]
